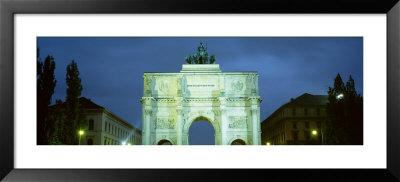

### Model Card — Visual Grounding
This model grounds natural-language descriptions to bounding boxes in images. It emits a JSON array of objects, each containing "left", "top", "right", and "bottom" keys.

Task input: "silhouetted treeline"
[
  {"left": 324, "top": 73, "right": 363, "bottom": 145},
  {"left": 37, "top": 48, "right": 86, "bottom": 145},
  {"left": 37, "top": 48, "right": 56, "bottom": 145}
]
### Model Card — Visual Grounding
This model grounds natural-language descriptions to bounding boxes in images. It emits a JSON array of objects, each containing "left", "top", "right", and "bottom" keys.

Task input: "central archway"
[
  {"left": 183, "top": 114, "right": 221, "bottom": 145},
  {"left": 188, "top": 118, "right": 215, "bottom": 145}
]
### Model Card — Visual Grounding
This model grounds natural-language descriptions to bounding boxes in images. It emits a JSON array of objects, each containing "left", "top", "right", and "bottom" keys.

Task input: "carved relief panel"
[
  {"left": 155, "top": 117, "right": 176, "bottom": 129},
  {"left": 227, "top": 76, "right": 247, "bottom": 96},
  {"left": 228, "top": 116, "right": 248, "bottom": 129},
  {"left": 231, "top": 79, "right": 244, "bottom": 92}
]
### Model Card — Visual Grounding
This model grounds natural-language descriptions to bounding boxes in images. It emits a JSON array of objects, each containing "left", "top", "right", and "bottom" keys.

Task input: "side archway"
[
  {"left": 230, "top": 138, "right": 247, "bottom": 145},
  {"left": 157, "top": 139, "right": 174, "bottom": 145}
]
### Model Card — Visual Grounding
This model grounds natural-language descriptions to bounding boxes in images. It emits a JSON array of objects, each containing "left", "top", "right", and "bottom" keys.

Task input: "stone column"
[
  {"left": 220, "top": 108, "right": 227, "bottom": 145},
  {"left": 176, "top": 106, "right": 183, "bottom": 145},
  {"left": 251, "top": 106, "right": 259, "bottom": 145},
  {"left": 219, "top": 97, "right": 227, "bottom": 145},
  {"left": 144, "top": 107, "right": 152, "bottom": 145}
]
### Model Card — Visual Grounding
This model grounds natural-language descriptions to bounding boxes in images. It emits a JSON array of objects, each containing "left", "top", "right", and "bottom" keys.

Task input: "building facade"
[
  {"left": 261, "top": 93, "right": 328, "bottom": 145},
  {"left": 79, "top": 97, "right": 142, "bottom": 145}
]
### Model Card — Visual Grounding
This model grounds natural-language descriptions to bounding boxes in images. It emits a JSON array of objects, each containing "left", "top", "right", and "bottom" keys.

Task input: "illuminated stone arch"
[{"left": 141, "top": 64, "right": 262, "bottom": 145}]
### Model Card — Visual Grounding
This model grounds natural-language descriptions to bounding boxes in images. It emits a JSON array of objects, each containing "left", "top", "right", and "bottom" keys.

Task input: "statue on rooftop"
[{"left": 185, "top": 42, "right": 216, "bottom": 64}]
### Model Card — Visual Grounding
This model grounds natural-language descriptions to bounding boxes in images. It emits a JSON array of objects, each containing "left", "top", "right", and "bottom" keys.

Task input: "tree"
[
  {"left": 63, "top": 60, "right": 86, "bottom": 144},
  {"left": 47, "top": 99, "right": 67, "bottom": 144},
  {"left": 325, "top": 73, "right": 363, "bottom": 144},
  {"left": 37, "top": 49, "right": 57, "bottom": 145}
]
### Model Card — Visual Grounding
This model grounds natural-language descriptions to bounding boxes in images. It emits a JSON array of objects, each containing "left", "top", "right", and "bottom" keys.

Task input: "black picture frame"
[{"left": 1, "top": 0, "right": 399, "bottom": 181}]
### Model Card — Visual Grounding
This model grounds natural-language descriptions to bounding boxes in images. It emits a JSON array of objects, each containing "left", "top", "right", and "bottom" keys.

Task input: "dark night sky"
[{"left": 37, "top": 37, "right": 363, "bottom": 145}]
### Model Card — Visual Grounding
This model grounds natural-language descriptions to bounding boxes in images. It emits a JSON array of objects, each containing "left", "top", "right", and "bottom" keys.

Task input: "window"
[
  {"left": 304, "top": 108, "right": 308, "bottom": 116},
  {"left": 317, "top": 108, "right": 320, "bottom": 115},
  {"left": 292, "top": 131, "right": 298, "bottom": 141},
  {"left": 105, "top": 122, "right": 107, "bottom": 132},
  {"left": 305, "top": 121, "right": 309, "bottom": 128},
  {"left": 317, "top": 121, "right": 322, "bottom": 128},
  {"left": 292, "top": 108, "right": 296, "bottom": 116},
  {"left": 292, "top": 122, "right": 297, "bottom": 129},
  {"left": 88, "top": 119, "right": 94, "bottom": 130},
  {"left": 304, "top": 130, "right": 310, "bottom": 140},
  {"left": 104, "top": 137, "right": 107, "bottom": 145}
]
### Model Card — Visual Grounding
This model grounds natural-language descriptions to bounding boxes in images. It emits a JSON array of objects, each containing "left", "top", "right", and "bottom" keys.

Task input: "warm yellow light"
[
  {"left": 127, "top": 143, "right": 131, "bottom": 146},
  {"left": 79, "top": 130, "right": 84, "bottom": 135},
  {"left": 312, "top": 130, "right": 318, "bottom": 135},
  {"left": 266, "top": 142, "right": 271, "bottom": 145}
]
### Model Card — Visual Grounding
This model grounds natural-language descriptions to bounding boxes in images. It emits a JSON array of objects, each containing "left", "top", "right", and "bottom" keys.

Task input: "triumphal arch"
[{"left": 140, "top": 44, "right": 262, "bottom": 145}]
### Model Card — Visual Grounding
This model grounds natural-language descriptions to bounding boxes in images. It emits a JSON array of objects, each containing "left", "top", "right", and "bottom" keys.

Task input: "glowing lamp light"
[
  {"left": 266, "top": 142, "right": 271, "bottom": 145},
  {"left": 122, "top": 141, "right": 126, "bottom": 145},
  {"left": 127, "top": 143, "right": 132, "bottom": 146},
  {"left": 79, "top": 130, "right": 84, "bottom": 135},
  {"left": 312, "top": 130, "right": 318, "bottom": 135},
  {"left": 336, "top": 93, "right": 344, "bottom": 100}
]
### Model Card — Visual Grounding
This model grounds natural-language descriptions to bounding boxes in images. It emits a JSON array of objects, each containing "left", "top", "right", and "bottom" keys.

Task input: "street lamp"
[
  {"left": 311, "top": 130, "right": 318, "bottom": 135},
  {"left": 311, "top": 129, "right": 324, "bottom": 145},
  {"left": 266, "top": 142, "right": 271, "bottom": 146},
  {"left": 78, "top": 130, "right": 84, "bottom": 145},
  {"left": 336, "top": 93, "right": 344, "bottom": 100},
  {"left": 127, "top": 143, "right": 132, "bottom": 146}
]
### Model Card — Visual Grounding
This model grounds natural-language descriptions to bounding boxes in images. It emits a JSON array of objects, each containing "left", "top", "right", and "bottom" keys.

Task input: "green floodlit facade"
[{"left": 141, "top": 64, "right": 262, "bottom": 145}]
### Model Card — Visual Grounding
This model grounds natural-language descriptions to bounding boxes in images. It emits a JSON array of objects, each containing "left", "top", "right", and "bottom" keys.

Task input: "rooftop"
[
  {"left": 286, "top": 93, "right": 328, "bottom": 106},
  {"left": 262, "top": 93, "right": 328, "bottom": 124},
  {"left": 49, "top": 97, "right": 140, "bottom": 131}
]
